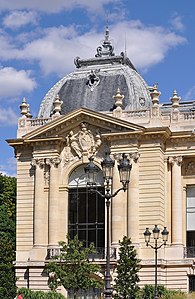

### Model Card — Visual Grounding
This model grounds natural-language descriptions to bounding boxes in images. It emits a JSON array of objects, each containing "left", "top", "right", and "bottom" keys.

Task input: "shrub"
[
  {"left": 139, "top": 285, "right": 186, "bottom": 299},
  {"left": 17, "top": 288, "right": 65, "bottom": 299}
]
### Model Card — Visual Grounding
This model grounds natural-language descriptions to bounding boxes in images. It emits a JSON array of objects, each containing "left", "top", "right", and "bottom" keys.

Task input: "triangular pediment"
[{"left": 23, "top": 107, "right": 145, "bottom": 141}]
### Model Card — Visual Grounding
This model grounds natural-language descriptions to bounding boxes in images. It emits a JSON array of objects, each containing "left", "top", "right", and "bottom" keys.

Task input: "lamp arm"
[
  {"left": 146, "top": 243, "right": 155, "bottom": 250},
  {"left": 89, "top": 186, "right": 125, "bottom": 199},
  {"left": 111, "top": 187, "right": 125, "bottom": 198},
  {"left": 88, "top": 188, "right": 105, "bottom": 198},
  {"left": 147, "top": 242, "right": 167, "bottom": 250},
  {"left": 157, "top": 242, "right": 167, "bottom": 250}
]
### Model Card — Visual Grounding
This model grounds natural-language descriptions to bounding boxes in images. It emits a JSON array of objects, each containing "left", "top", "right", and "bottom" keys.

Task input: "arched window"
[{"left": 68, "top": 165, "right": 105, "bottom": 249}]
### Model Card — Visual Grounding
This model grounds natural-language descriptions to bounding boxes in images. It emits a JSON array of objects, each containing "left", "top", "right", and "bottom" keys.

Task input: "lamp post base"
[{"left": 104, "top": 288, "right": 113, "bottom": 299}]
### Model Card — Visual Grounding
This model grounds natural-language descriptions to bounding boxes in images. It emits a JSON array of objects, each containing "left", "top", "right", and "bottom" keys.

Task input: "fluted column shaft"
[
  {"left": 33, "top": 158, "right": 46, "bottom": 246},
  {"left": 128, "top": 153, "right": 139, "bottom": 243},
  {"left": 48, "top": 157, "right": 61, "bottom": 247},
  {"left": 169, "top": 156, "right": 183, "bottom": 245}
]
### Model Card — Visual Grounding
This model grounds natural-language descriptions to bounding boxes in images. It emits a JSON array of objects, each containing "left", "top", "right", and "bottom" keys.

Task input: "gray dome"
[{"left": 38, "top": 29, "right": 151, "bottom": 118}]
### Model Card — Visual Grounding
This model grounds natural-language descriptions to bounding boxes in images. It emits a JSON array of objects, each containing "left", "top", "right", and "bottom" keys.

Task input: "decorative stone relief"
[
  {"left": 185, "top": 161, "right": 195, "bottom": 175},
  {"left": 139, "top": 97, "right": 146, "bottom": 107},
  {"left": 44, "top": 163, "right": 50, "bottom": 185},
  {"left": 168, "top": 156, "right": 183, "bottom": 166},
  {"left": 66, "top": 123, "right": 102, "bottom": 159}
]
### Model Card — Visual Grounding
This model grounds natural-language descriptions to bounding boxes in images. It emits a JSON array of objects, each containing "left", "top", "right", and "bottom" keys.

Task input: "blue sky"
[{"left": 0, "top": 0, "right": 195, "bottom": 176}]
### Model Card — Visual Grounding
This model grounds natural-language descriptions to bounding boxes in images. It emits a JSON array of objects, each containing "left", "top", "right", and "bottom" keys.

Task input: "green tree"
[
  {"left": 0, "top": 173, "right": 16, "bottom": 219},
  {"left": 47, "top": 235, "right": 103, "bottom": 299},
  {"left": 114, "top": 236, "right": 141, "bottom": 299},
  {"left": 0, "top": 174, "right": 16, "bottom": 298}
]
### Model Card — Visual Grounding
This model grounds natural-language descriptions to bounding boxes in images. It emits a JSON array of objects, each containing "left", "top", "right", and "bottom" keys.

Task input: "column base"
[
  {"left": 165, "top": 244, "right": 184, "bottom": 260},
  {"left": 29, "top": 245, "right": 48, "bottom": 261}
]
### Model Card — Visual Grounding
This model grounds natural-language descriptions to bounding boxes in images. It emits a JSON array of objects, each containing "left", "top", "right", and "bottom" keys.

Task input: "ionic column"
[
  {"left": 32, "top": 158, "right": 47, "bottom": 246},
  {"left": 112, "top": 155, "right": 127, "bottom": 245},
  {"left": 47, "top": 157, "right": 61, "bottom": 247},
  {"left": 169, "top": 156, "right": 183, "bottom": 245},
  {"left": 128, "top": 153, "right": 139, "bottom": 244}
]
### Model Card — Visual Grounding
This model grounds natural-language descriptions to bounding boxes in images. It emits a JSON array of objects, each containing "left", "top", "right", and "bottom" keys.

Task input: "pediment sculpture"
[{"left": 66, "top": 123, "right": 102, "bottom": 159}]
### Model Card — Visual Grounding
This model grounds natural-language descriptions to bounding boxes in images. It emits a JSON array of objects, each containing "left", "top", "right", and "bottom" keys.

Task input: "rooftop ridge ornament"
[{"left": 95, "top": 25, "right": 115, "bottom": 57}]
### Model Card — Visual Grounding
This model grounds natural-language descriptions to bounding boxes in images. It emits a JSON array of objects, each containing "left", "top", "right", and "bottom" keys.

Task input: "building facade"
[{"left": 8, "top": 28, "right": 195, "bottom": 295}]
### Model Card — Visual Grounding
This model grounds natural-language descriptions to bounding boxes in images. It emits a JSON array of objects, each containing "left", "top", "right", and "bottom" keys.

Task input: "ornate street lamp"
[
  {"left": 144, "top": 225, "right": 169, "bottom": 299},
  {"left": 85, "top": 152, "right": 132, "bottom": 299}
]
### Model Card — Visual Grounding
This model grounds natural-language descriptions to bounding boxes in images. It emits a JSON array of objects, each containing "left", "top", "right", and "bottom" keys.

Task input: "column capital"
[
  {"left": 168, "top": 156, "right": 182, "bottom": 166},
  {"left": 113, "top": 152, "right": 140, "bottom": 163},
  {"left": 46, "top": 157, "right": 61, "bottom": 167},
  {"left": 129, "top": 152, "right": 140, "bottom": 163},
  {"left": 31, "top": 158, "right": 45, "bottom": 169}
]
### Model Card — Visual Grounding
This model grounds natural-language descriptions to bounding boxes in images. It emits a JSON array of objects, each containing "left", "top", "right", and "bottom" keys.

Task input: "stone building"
[{"left": 7, "top": 28, "right": 195, "bottom": 295}]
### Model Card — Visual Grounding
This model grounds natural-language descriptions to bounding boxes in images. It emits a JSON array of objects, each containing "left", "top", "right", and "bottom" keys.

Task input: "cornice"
[{"left": 22, "top": 108, "right": 145, "bottom": 140}]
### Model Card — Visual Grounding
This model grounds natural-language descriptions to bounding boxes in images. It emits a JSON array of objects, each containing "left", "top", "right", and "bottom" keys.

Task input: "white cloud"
[
  {"left": 0, "top": 106, "right": 18, "bottom": 125},
  {"left": 0, "top": 67, "right": 37, "bottom": 98},
  {"left": 111, "top": 21, "right": 186, "bottom": 71},
  {"left": 170, "top": 14, "right": 185, "bottom": 32},
  {"left": 15, "top": 21, "right": 186, "bottom": 76},
  {"left": 0, "top": 0, "right": 118, "bottom": 13},
  {"left": 3, "top": 10, "right": 38, "bottom": 29},
  {"left": 0, "top": 21, "right": 186, "bottom": 77}
]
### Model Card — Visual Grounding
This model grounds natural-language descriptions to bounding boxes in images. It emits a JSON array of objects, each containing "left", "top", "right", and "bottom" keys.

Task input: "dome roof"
[{"left": 38, "top": 27, "right": 151, "bottom": 118}]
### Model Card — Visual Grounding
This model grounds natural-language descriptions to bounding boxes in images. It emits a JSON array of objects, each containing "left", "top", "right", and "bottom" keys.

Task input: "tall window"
[
  {"left": 186, "top": 186, "right": 195, "bottom": 249},
  {"left": 189, "top": 276, "right": 195, "bottom": 292},
  {"left": 68, "top": 165, "right": 105, "bottom": 249}
]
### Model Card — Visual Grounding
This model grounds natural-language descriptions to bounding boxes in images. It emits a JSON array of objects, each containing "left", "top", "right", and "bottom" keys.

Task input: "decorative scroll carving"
[
  {"left": 46, "top": 157, "right": 61, "bottom": 168},
  {"left": 185, "top": 161, "right": 195, "bottom": 175},
  {"left": 113, "top": 152, "right": 139, "bottom": 163},
  {"left": 66, "top": 123, "right": 102, "bottom": 159},
  {"left": 168, "top": 156, "right": 183, "bottom": 166},
  {"left": 86, "top": 71, "right": 100, "bottom": 91},
  {"left": 74, "top": 56, "right": 81, "bottom": 68},
  {"left": 31, "top": 157, "right": 61, "bottom": 185},
  {"left": 130, "top": 152, "right": 140, "bottom": 163},
  {"left": 31, "top": 158, "right": 45, "bottom": 169}
]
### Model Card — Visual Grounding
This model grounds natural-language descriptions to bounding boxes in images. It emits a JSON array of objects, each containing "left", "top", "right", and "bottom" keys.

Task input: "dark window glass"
[
  {"left": 187, "top": 231, "right": 195, "bottom": 247},
  {"left": 68, "top": 187, "right": 105, "bottom": 249},
  {"left": 189, "top": 276, "right": 195, "bottom": 291}
]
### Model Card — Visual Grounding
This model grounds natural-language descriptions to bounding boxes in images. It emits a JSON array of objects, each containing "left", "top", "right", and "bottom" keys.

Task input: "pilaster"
[
  {"left": 128, "top": 152, "right": 140, "bottom": 246},
  {"left": 47, "top": 157, "right": 61, "bottom": 248},
  {"left": 168, "top": 156, "right": 184, "bottom": 252}
]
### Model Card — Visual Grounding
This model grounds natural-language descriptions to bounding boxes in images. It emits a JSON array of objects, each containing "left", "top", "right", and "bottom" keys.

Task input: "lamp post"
[
  {"left": 84, "top": 152, "right": 132, "bottom": 299},
  {"left": 144, "top": 225, "right": 169, "bottom": 299}
]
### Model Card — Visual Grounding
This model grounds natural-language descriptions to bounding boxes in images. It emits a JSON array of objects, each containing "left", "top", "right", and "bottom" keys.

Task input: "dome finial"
[{"left": 95, "top": 23, "right": 115, "bottom": 58}]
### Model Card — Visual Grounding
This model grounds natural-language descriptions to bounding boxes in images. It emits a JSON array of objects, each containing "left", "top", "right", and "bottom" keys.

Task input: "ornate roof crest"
[{"left": 95, "top": 25, "right": 115, "bottom": 57}]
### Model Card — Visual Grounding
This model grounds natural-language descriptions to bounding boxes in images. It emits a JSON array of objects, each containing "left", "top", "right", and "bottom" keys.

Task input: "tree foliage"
[
  {"left": 0, "top": 173, "right": 16, "bottom": 298},
  {"left": 114, "top": 236, "right": 141, "bottom": 299},
  {"left": 46, "top": 235, "right": 103, "bottom": 298},
  {"left": 0, "top": 173, "right": 16, "bottom": 219}
]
